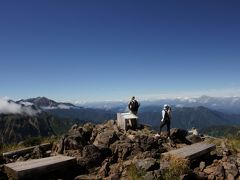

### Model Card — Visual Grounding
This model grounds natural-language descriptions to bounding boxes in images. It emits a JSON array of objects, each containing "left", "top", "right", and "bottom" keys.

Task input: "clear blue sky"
[{"left": 0, "top": 0, "right": 240, "bottom": 102}]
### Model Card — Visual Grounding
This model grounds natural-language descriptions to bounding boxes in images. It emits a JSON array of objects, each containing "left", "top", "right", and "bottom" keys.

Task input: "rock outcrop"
[
  {"left": 1, "top": 119, "right": 240, "bottom": 180},
  {"left": 51, "top": 120, "right": 240, "bottom": 179}
]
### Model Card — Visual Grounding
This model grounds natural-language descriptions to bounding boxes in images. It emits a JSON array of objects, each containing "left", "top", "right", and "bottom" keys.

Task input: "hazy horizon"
[{"left": 2, "top": 92, "right": 240, "bottom": 104}]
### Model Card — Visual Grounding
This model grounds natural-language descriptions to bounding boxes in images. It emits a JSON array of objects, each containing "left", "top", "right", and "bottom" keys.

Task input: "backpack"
[
  {"left": 130, "top": 100, "right": 139, "bottom": 111},
  {"left": 163, "top": 110, "right": 170, "bottom": 121}
]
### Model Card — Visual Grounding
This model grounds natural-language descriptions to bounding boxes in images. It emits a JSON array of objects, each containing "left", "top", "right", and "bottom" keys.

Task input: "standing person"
[
  {"left": 155, "top": 104, "right": 171, "bottom": 139},
  {"left": 128, "top": 96, "right": 140, "bottom": 115}
]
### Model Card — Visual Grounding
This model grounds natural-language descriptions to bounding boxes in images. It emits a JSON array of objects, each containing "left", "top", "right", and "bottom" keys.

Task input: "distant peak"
[{"left": 199, "top": 95, "right": 210, "bottom": 98}]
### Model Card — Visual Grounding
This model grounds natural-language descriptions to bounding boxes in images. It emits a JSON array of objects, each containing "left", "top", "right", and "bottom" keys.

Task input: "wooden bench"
[
  {"left": 162, "top": 142, "right": 216, "bottom": 160},
  {"left": 3, "top": 155, "right": 76, "bottom": 179},
  {"left": 2, "top": 143, "right": 52, "bottom": 158}
]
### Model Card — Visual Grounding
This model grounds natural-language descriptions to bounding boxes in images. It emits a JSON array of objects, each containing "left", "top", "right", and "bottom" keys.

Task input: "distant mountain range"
[
  {"left": 0, "top": 98, "right": 79, "bottom": 144},
  {"left": 139, "top": 106, "right": 240, "bottom": 131},
  {"left": 17, "top": 97, "right": 115, "bottom": 124},
  {"left": 1, "top": 96, "right": 240, "bottom": 144},
  {"left": 79, "top": 95, "right": 240, "bottom": 114},
  {"left": 17, "top": 97, "right": 240, "bottom": 131}
]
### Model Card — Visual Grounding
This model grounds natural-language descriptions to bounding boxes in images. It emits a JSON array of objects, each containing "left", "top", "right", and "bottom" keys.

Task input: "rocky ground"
[{"left": 1, "top": 120, "right": 240, "bottom": 180}]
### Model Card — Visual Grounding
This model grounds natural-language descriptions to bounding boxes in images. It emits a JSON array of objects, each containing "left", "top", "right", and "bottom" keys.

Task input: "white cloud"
[
  {"left": 41, "top": 104, "right": 74, "bottom": 110},
  {"left": 57, "top": 104, "right": 72, "bottom": 109},
  {"left": 0, "top": 98, "right": 40, "bottom": 116},
  {"left": 135, "top": 87, "right": 240, "bottom": 101}
]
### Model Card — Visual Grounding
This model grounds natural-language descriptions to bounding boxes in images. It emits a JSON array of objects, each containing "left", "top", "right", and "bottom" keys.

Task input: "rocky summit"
[{"left": 1, "top": 120, "right": 240, "bottom": 180}]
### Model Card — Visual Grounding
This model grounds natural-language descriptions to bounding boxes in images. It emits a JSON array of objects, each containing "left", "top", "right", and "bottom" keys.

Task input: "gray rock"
[
  {"left": 24, "top": 153, "right": 30, "bottom": 159},
  {"left": 56, "top": 125, "right": 92, "bottom": 154},
  {"left": 112, "top": 142, "right": 133, "bottom": 161},
  {"left": 203, "top": 166, "right": 216, "bottom": 175},
  {"left": 138, "top": 135, "right": 159, "bottom": 151},
  {"left": 31, "top": 146, "right": 43, "bottom": 159},
  {"left": 56, "top": 137, "right": 65, "bottom": 154},
  {"left": 199, "top": 161, "right": 206, "bottom": 171},
  {"left": 186, "top": 134, "right": 202, "bottom": 144},
  {"left": 237, "top": 157, "right": 240, "bottom": 167},
  {"left": 135, "top": 158, "right": 159, "bottom": 171},
  {"left": 16, "top": 156, "right": 25, "bottom": 162},
  {"left": 78, "top": 145, "right": 105, "bottom": 169},
  {"left": 214, "top": 165, "right": 225, "bottom": 177},
  {"left": 208, "top": 174, "right": 215, "bottom": 180},
  {"left": 93, "top": 130, "right": 119, "bottom": 148},
  {"left": 223, "top": 162, "right": 238, "bottom": 178},
  {"left": 98, "top": 161, "right": 110, "bottom": 177}
]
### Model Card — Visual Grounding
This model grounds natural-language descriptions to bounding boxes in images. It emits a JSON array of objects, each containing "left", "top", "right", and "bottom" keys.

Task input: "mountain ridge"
[
  {"left": 1, "top": 96, "right": 240, "bottom": 144},
  {"left": 17, "top": 97, "right": 78, "bottom": 110}
]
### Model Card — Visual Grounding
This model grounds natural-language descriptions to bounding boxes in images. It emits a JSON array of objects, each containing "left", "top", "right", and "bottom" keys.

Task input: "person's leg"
[
  {"left": 159, "top": 121, "right": 166, "bottom": 135},
  {"left": 167, "top": 120, "right": 171, "bottom": 138}
]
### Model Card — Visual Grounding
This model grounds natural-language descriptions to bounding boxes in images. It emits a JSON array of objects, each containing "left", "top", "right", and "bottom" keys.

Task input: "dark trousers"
[
  {"left": 130, "top": 110, "right": 138, "bottom": 115},
  {"left": 159, "top": 120, "right": 170, "bottom": 137}
]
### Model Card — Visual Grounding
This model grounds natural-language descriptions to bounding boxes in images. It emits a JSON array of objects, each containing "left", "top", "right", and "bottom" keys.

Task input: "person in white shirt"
[{"left": 155, "top": 104, "right": 171, "bottom": 139}]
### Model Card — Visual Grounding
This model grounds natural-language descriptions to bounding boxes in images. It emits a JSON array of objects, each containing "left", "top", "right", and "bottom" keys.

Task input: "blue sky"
[{"left": 0, "top": 0, "right": 240, "bottom": 102}]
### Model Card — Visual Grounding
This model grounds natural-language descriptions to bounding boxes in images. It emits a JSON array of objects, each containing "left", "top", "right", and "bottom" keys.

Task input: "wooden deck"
[
  {"left": 162, "top": 142, "right": 216, "bottom": 160},
  {"left": 3, "top": 155, "right": 76, "bottom": 179}
]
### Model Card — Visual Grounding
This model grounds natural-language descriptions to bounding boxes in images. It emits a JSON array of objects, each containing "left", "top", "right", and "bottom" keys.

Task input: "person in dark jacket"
[
  {"left": 155, "top": 104, "right": 172, "bottom": 139},
  {"left": 128, "top": 96, "right": 140, "bottom": 115}
]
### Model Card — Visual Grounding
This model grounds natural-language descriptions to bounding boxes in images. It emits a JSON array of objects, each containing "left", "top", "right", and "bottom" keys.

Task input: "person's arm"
[
  {"left": 128, "top": 101, "right": 131, "bottom": 109},
  {"left": 168, "top": 108, "right": 172, "bottom": 119},
  {"left": 161, "top": 110, "right": 165, "bottom": 122}
]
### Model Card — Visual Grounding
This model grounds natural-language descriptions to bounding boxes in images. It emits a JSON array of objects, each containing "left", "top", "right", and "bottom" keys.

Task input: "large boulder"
[
  {"left": 170, "top": 128, "right": 188, "bottom": 143},
  {"left": 93, "top": 130, "right": 119, "bottom": 149},
  {"left": 186, "top": 134, "right": 202, "bottom": 144},
  {"left": 77, "top": 145, "right": 104, "bottom": 169},
  {"left": 137, "top": 135, "right": 159, "bottom": 151},
  {"left": 54, "top": 125, "right": 92, "bottom": 154},
  {"left": 113, "top": 142, "right": 133, "bottom": 161}
]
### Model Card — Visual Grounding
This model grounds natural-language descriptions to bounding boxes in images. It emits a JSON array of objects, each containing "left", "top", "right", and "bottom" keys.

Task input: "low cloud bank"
[{"left": 0, "top": 98, "right": 41, "bottom": 116}]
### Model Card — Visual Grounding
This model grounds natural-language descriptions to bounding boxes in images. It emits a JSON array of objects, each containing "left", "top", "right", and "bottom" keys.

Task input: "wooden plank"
[
  {"left": 3, "top": 143, "right": 52, "bottom": 158},
  {"left": 3, "top": 155, "right": 76, "bottom": 179},
  {"left": 162, "top": 142, "right": 216, "bottom": 160}
]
